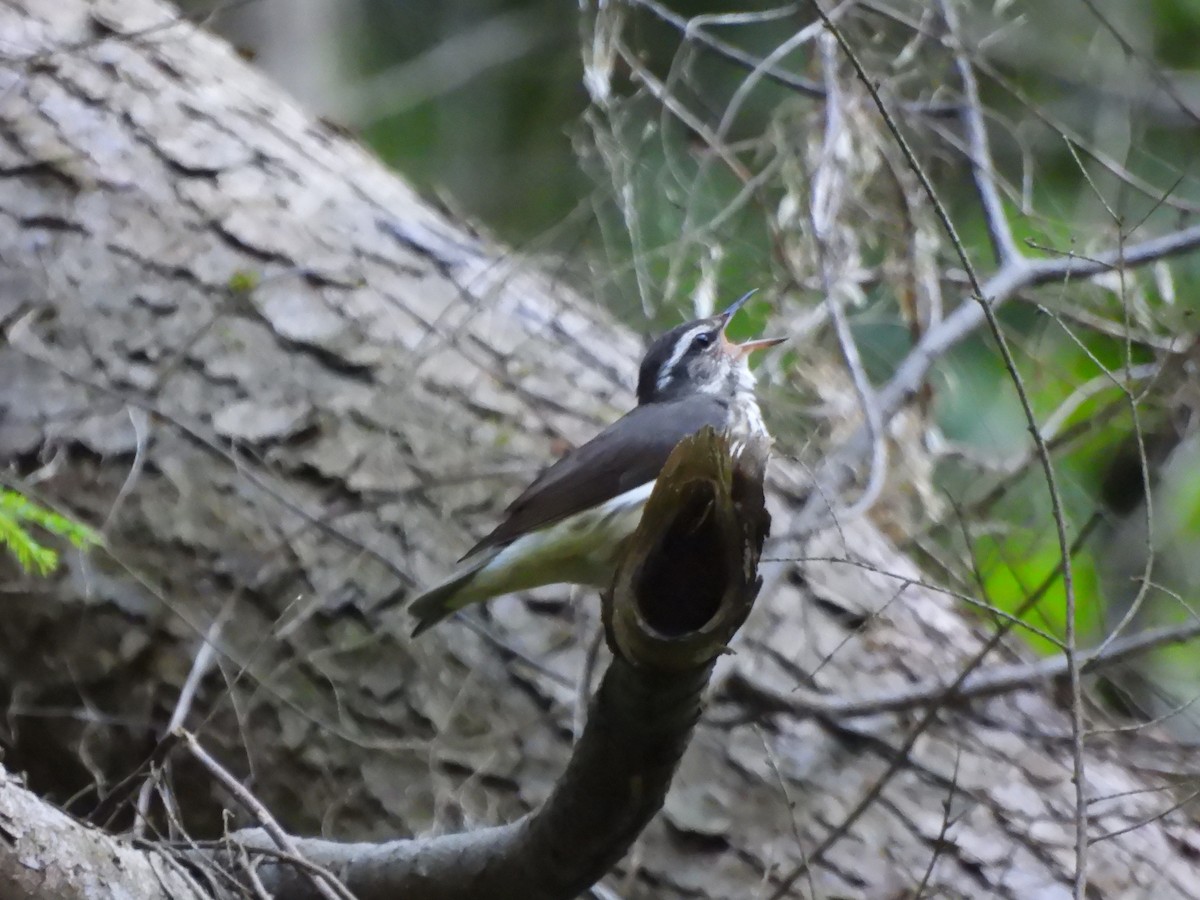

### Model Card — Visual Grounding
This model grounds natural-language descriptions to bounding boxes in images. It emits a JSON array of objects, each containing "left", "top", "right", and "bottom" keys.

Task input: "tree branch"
[
  {"left": 728, "top": 618, "right": 1200, "bottom": 722},
  {"left": 796, "top": 221, "right": 1200, "bottom": 536},
  {"left": 0, "top": 766, "right": 208, "bottom": 900},
  {"left": 226, "top": 429, "right": 771, "bottom": 900}
]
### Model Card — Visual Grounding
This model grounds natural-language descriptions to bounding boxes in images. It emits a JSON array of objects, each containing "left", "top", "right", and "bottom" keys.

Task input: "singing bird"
[{"left": 404, "top": 292, "right": 784, "bottom": 635}]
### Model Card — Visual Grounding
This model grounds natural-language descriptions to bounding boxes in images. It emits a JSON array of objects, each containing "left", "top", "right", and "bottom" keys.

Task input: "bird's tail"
[{"left": 406, "top": 549, "right": 500, "bottom": 636}]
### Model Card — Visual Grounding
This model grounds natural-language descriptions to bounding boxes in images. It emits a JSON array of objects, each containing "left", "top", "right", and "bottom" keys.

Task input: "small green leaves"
[{"left": 0, "top": 489, "right": 101, "bottom": 576}]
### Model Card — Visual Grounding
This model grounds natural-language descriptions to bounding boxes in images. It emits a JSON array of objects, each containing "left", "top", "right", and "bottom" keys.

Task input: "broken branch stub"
[{"left": 604, "top": 426, "right": 771, "bottom": 671}]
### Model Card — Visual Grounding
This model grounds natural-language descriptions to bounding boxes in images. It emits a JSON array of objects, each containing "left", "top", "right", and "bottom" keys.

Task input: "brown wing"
[{"left": 463, "top": 395, "right": 728, "bottom": 558}]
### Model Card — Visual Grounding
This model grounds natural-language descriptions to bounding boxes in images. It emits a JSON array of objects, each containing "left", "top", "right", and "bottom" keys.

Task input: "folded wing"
[{"left": 464, "top": 395, "right": 729, "bottom": 558}]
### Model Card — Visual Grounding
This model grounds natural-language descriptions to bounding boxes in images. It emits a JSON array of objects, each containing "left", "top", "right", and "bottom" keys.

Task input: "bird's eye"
[{"left": 692, "top": 332, "right": 714, "bottom": 350}]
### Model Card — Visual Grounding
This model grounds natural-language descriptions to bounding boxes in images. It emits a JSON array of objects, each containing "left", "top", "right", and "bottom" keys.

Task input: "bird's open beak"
[
  {"left": 719, "top": 289, "right": 758, "bottom": 323},
  {"left": 732, "top": 335, "right": 786, "bottom": 357},
  {"left": 719, "top": 289, "right": 786, "bottom": 357}
]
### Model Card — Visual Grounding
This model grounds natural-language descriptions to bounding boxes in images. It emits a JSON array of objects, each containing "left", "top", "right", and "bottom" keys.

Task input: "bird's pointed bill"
[
  {"left": 716, "top": 289, "right": 784, "bottom": 355},
  {"left": 733, "top": 335, "right": 786, "bottom": 357},
  {"left": 720, "top": 289, "right": 758, "bottom": 323}
]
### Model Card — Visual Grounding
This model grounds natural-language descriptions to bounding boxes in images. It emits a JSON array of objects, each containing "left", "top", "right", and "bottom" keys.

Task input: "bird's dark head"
[{"left": 636, "top": 291, "right": 785, "bottom": 405}]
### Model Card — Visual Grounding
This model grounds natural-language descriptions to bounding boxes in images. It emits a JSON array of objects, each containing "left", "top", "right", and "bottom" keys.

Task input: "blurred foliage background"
[{"left": 188, "top": 0, "right": 1200, "bottom": 729}]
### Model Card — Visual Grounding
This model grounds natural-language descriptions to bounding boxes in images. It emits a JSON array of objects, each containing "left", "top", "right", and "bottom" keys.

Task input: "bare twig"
[
  {"left": 797, "top": 219, "right": 1200, "bottom": 539},
  {"left": 629, "top": 0, "right": 824, "bottom": 98},
  {"left": 179, "top": 729, "right": 354, "bottom": 900},
  {"left": 133, "top": 609, "right": 229, "bottom": 839},
  {"left": 628, "top": 0, "right": 960, "bottom": 117},
  {"left": 574, "top": 621, "right": 605, "bottom": 741},
  {"left": 1093, "top": 783, "right": 1200, "bottom": 843},
  {"left": 730, "top": 618, "right": 1200, "bottom": 722},
  {"left": 940, "top": 0, "right": 1020, "bottom": 268},
  {"left": 810, "top": 30, "right": 888, "bottom": 523},
  {"left": 764, "top": 510, "right": 1099, "bottom": 899},
  {"left": 238, "top": 842, "right": 274, "bottom": 900},
  {"left": 912, "top": 749, "right": 962, "bottom": 900},
  {"left": 804, "top": 4, "right": 1095, "bottom": 889},
  {"left": 101, "top": 406, "right": 151, "bottom": 534},
  {"left": 662, "top": 5, "right": 836, "bottom": 299}
]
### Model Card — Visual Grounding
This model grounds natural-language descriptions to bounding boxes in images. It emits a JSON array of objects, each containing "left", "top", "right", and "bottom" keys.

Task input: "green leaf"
[{"left": 0, "top": 489, "right": 101, "bottom": 576}]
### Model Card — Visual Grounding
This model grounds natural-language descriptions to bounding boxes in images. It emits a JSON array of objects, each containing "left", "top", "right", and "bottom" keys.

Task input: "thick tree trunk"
[{"left": 0, "top": 1, "right": 1195, "bottom": 898}]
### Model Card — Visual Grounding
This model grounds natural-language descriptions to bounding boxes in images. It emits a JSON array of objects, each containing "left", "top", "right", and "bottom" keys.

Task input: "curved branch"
[
  {"left": 795, "top": 221, "right": 1200, "bottom": 536},
  {"left": 227, "top": 429, "right": 771, "bottom": 900}
]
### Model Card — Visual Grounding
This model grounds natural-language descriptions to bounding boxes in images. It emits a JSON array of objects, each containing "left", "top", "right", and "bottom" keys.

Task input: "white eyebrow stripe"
[{"left": 656, "top": 325, "right": 711, "bottom": 392}]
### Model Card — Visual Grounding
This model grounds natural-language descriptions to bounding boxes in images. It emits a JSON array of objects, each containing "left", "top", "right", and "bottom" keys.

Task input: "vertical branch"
[
  {"left": 938, "top": 0, "right": 1021, "bottom": 267},
  {"left": 809, "top": 31, "right": 888, "bottom": 522}
]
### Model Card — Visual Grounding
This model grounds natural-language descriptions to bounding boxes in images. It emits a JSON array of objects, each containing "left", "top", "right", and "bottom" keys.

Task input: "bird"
[{"left": 404, "top": 291, "right": 784, "bottom": 635}]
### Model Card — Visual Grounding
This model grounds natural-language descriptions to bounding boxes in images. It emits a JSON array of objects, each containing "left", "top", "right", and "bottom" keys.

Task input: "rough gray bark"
[
  {"left": 0, "top": 1, "right": 1197, "bottom": 898},
  {"left": 0, "top": 766, "right": 207, "bottom": 900}
]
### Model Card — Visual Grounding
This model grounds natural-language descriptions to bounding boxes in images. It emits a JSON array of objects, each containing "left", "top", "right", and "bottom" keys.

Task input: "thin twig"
[
  {"left": 662, "top": 4, "right": 837, "bottom": 298},
  {"left": 133, "top": 606, "right": 231, "bottom": 837},
  {"left": 911, "top": 748, "right": 961, "bottom": 900},
  {"left": 575, "top": 621, "right": 605, "bottom": 741},
  {"left": 764, "top": 509, "right": 1099, "bottom": 899},
  {"left": 628, "top": 0, "right": 960, "bottom": 117},
  {"left": 810, "top": 30, "right": 889, "bottom": 523},
  {"left": 731, "top": 618, "right": 1200, "bottom": 722},
  {"left": 821, "top": 4, "right": 1091, "bottom": 887},
  {"left": 799, "top": 211, "right": 1200, "bottom": 539},
  {"left": 178, "top": 729, "right": 354, "bottom": 900},
  {"left": 238, "top": 842, "right": 275, "bottom": 900},
  {"left": 940, "top": 2, "right": 1018, "bottom": 265}
]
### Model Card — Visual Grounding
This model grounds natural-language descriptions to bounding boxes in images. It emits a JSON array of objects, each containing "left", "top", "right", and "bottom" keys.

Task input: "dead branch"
[{"left": 728, "top": 618, "right": 1200, "bottom": 722}]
